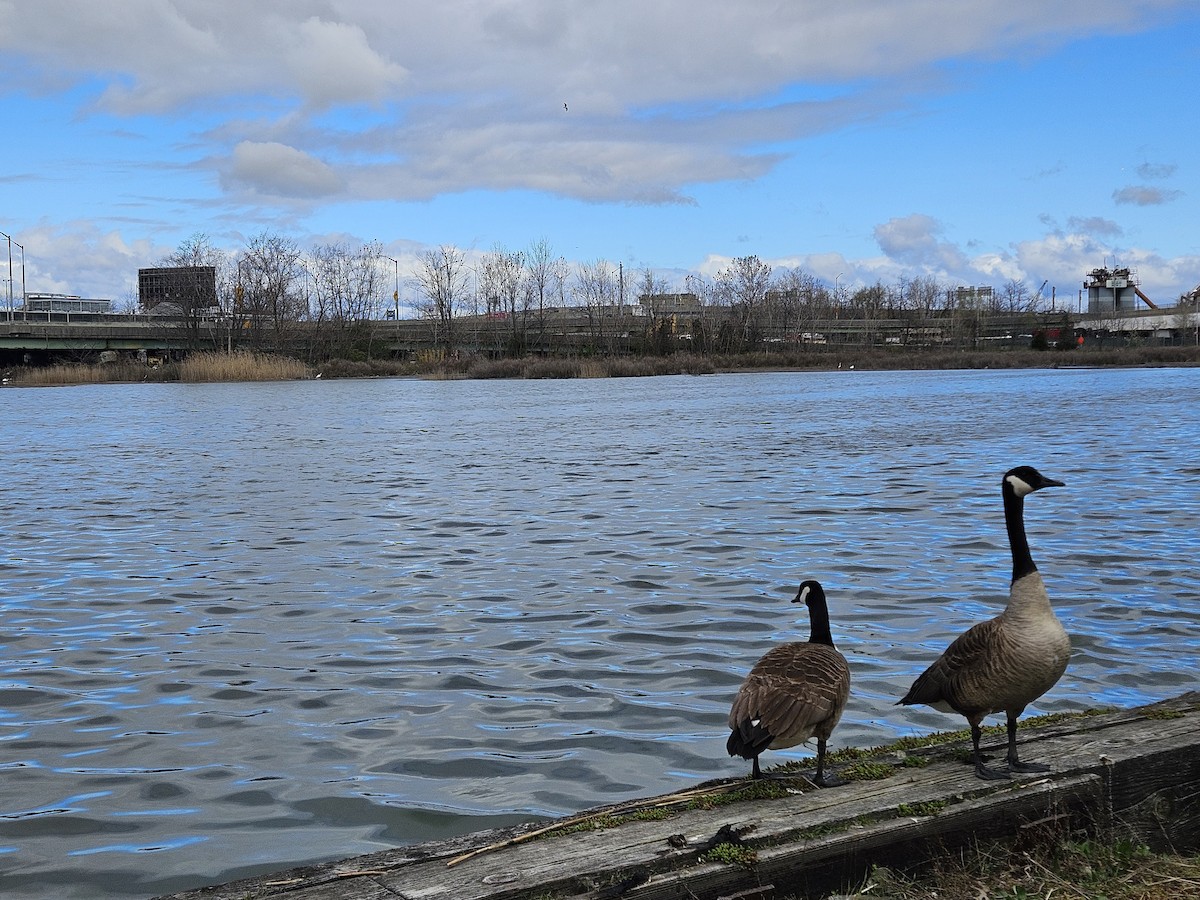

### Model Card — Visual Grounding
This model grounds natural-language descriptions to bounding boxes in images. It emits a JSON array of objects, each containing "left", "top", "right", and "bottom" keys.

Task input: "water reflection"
[{"left": 1, "top": 368, "right": 1198, "bottom": 898}]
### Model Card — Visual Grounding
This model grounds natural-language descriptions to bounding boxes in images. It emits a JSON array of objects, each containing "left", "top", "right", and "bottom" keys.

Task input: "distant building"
[
  {"left": 950, "top": 286, "right": 995, "bottom": 308},
  {"left": 138, "top": 266, "right": 217, "bottom": 313},
  {"left": 24, "top": 293, "right": 112, "bottom": 314},
  {"left": 639, "top": 292, "right": 701, "bottom": 316}
]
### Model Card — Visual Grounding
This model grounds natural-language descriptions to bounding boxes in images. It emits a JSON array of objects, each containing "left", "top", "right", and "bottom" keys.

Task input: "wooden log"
[{"left": 153, "top": 692, "right": 1200, "bottom": 900}]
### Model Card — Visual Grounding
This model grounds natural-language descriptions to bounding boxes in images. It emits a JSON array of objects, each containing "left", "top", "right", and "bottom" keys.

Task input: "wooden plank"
[{"left": 153, "top": 692, "right": 1200, "bottom": 900}]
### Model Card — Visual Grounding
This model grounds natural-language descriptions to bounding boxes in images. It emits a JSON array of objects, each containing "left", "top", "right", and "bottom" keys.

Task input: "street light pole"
[
  {"left": 384, "top": 254, "right": 399, "bottom": 322},
  {"left": 0, "top": 230, "right": 13, "bottom": 321},
  {"left": 14, "top": 239, "right": 25, "bottom": 321}
]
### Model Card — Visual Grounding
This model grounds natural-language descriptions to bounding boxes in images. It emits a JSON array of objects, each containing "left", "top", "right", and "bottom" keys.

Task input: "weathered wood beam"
[{"left": 153, "top": 692, "right": 1199, "bottom": 900}]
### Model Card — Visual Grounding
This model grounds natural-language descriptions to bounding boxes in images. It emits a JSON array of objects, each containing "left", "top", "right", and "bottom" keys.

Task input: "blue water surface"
[{"left": 1, "top": 367, "right": 1197, "bottom": 897}]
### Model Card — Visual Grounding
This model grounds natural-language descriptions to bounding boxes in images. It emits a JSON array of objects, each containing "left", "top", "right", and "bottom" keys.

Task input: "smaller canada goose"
[
  {"left": 898, "top": 465, "right": 1070, "bottom": 780},
  {"left": 727, "top": 580, "right": 850, "bottom": 785}
]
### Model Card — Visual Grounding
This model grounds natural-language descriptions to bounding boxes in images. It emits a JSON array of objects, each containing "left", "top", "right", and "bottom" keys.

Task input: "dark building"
[{"left": 138, "top": 266, "right": 217, "bottom": 313}]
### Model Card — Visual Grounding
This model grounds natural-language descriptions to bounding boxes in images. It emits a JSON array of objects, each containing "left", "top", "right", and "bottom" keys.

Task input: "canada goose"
[
  {"left": 898, "top": 465, "right": 1070, "bottom": 780},
  {"left": 727, "top": 580, "right": 850, "bottom": 785}
]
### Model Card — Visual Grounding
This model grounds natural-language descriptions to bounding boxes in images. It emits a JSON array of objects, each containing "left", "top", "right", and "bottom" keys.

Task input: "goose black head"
[
  {"left": 792, "top": 579, "right": 825, "bottom": 608},
  {"left": 1008, "top": 465, "right": 1065, "bottom": 501},
  {"left": 1003, "top": 465, "right": 1065, "bottom": 499}
]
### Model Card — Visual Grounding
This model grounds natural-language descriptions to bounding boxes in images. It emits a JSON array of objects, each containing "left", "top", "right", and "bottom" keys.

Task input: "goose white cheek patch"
[{"left": 1006, "top": 474, "right": 1034, "bottom": 497}]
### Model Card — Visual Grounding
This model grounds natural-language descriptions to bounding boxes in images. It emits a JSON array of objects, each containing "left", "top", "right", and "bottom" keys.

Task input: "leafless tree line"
[{"left": 158, "top": 233, "right": 1063, "bottom": 359}]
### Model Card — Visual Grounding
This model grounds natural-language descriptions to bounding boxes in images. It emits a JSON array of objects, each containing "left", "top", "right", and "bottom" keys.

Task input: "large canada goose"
[
  {"left": 898, "top": 465, "right": 1070, "bottom": 780},
  {"left": 727, "top": 580, "right": 850, "bottom": 785}
]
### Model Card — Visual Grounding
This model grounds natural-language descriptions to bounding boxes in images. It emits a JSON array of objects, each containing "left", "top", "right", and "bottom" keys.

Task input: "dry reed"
[
  {"left": 175, "top": 352, "right": 310, "bottom": 382},
  {"left": 7, "top": 352, "right": 311, "bottom": 386}
]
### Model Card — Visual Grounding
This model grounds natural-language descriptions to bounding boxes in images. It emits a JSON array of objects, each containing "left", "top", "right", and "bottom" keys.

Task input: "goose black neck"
[
  {"left": 807, "top": 598, "right": 836, "bottom": 647},
  {"left": 1004, "top": 486, "right": 1038, "bottom": 582}
]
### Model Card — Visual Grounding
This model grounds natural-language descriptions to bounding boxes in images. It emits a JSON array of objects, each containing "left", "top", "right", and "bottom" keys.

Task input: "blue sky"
[{"left": 2, "top": 0, "right": 1198, "bottom": 309}]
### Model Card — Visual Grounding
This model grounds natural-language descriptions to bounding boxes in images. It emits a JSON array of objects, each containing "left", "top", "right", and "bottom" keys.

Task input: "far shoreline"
[{"left": 4, "top": 344, "right": 1200, "bottom": 387}]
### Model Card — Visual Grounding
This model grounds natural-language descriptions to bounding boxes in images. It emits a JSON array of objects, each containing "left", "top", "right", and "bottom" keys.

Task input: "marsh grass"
[
  {"left": 10, "top": 361, "right": 152, "bottom": 385},
  {"left": 9, "top": 352, "right": 311, "bottom": 386},
  {"left": 177, "top": 352, "right": 310, "bottom": 382}
]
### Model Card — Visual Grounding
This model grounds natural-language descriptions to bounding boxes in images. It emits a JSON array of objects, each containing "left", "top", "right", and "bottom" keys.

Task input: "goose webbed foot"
[
  {"left": 814, "top": 772, "right": 845, "bottom": 788},
  {"left": 1007, "top": 758, "right": 1050, "bottom": 774},
  {"left": 974, "top": 760, "right": 1011, "bottom": 781},
  {"left": 1004, "top": 715, "right": 1050, "bottom": 774}
]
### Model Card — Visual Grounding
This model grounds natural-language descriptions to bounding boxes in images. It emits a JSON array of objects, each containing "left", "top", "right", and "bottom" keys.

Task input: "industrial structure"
[{"left": 1085, "top": 266, "right": 1159, "bottom": 314}]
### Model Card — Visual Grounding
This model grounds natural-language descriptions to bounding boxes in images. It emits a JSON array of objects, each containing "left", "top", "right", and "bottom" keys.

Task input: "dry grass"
[
  {"left": 9, "top": 361, "right": 149, "bottom": 385},
  {"left": 407, "top": 344, "right": 1200, "bottom": 381},
  {"left": 176, "top": 352, "right": 310, "bottom": 382},
  {"left": 834, "top": 830, "right": 1200, "bottom": 900},
  {"left": 429, "top": 353, "right": 718, "bottom": 380},
  {"left": 312, "top": 357, "right": 416, "bottom": 378},
  {"left": 8, "top": 352, "right": 311, "bottom": 385}
]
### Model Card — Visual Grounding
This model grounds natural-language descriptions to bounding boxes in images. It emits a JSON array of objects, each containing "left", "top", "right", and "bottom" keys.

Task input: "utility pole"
[
  {"left": 0, "top": 230, "right": 19, "bottom": 320},
  {"left": 384, "top": 255, "right": 399, "bottom": 322}
]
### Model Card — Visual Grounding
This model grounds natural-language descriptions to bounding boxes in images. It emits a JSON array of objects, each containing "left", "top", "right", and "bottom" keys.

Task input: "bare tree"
[
  {"left": 715, "top": 255, "right": 772, "bottom": 348},
  {"left": 524, "top": 238, "right": 568, "bottom": 354},
  {"left": 237, "top": 231, "right": 306, "bottom": 353},
  {"left": 632, "top": 266, "right": 674, "bottom": 354},
  {"left": 480, "top": 243, "right": 526, "bottom": 355},
  {"left": 635, "top": 266, "right": 670, "bottom": 304},
  {"left": 682, "top": 272, "right": 719, "bottom": 353},
  {"left": 415, "top": 245, "right": 469, "bottom": 351},
  {"left": 308, "top": 240, "right": 386, "bottom": 360},
  {"left": 897, "top": 274, "right": 943, "bottom": 317},
  {"left": 572, "top": 259, "right": 620, "bottom": 352},
  {"left": 998, "top": 279, "right": 1034, "bottom": 314},
  {"left": 770, "top": 267, "right": 824, "bottom": 341},
  {"left": 850, "top": 282, "right": 889, "bottom": 345}
]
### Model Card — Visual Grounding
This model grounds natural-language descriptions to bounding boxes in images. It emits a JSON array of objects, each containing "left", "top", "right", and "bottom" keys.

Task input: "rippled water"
[{"left": 2, "top": 368, "right": 1198, "bottom": 898}]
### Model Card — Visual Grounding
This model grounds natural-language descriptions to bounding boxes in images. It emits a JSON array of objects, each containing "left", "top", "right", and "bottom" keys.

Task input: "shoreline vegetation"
[
  {"left": 5, "top": 344, "right": 1200, "bottom": 386},
  {"left": 834, "top": 833, "right": 1200, "bottom": 900}
]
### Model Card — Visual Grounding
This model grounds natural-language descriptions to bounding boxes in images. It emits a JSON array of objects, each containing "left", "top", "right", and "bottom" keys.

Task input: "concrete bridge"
[
  {"left": 4, "top": 306, "right": 1197, "bottom": 365},
  {"left": 1, "top": 317, "right": 206, "bottom": 360}
]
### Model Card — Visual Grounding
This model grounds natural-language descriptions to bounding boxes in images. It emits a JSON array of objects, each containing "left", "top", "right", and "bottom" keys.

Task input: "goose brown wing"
[
  {"left": 728, "top": 643, "right": 850, "bottom": 750},
  {"left": 899, "top": 617, "right": 1002, "bottom": 712}
]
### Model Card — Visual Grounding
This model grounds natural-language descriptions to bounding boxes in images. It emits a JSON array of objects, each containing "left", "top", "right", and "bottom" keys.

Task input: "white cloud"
[
  {"left": 4, "top": 1, "right": 1179, "bottom": 109},
  {"left": 2, "top": 1, "right": 1190, "bottom": 202},
  {"left": 873, "top": 214, "right": 969, "bottom": 273},
  {"left": 223, "top": 142, "right": 344, "bottom": 199},
  {"left": 15, "top": 222, "right": 167, "bottom": 301},
  {"left": 285, "top": 17, "right": 408, "bottom": 109}
]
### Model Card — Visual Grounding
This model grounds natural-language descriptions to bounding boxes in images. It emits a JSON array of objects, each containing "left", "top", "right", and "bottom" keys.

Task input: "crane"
[{"left": 1034, "top": 280, "right": 1048, "bottom": 307}]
